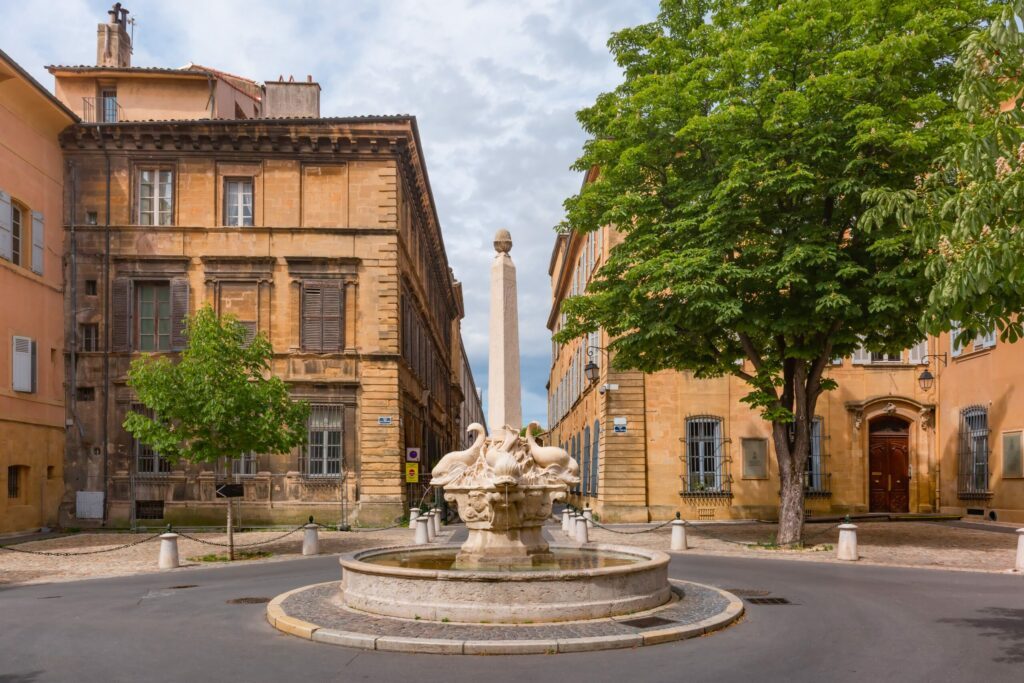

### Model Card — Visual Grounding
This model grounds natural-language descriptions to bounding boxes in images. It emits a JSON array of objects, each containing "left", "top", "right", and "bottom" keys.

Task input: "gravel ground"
[
  {"left": 0, "top": 526, "right": 425, "bottom": 586},
  {"left": 581, "top": 520, "right": 1021, "bottom": 573}
]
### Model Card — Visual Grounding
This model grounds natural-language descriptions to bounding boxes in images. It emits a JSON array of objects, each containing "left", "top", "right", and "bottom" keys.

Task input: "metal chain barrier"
[
  {"left": 589, "top": 518, "right": 676, "bottom": 535},
  {"left": 324, "top": 517, "right": 406, "bottom": 533},
  {"left": 173, "top": 524, "right": 305, "bottom": 548},
  {"left": 680, "top": 520, "right": 756, "bottom": 546},
  {"left": 0, "top": 532, "right": 164, "bottom": 556}
]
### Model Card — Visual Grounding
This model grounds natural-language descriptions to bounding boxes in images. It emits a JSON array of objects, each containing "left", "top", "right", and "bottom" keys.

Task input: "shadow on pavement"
[{"left": 939, "top": 607, "right": 1024, "bottom": 663}]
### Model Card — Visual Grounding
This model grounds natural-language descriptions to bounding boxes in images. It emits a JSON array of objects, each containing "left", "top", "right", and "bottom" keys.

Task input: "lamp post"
[
  {"left": 917, "top": 353, "right": 948, "bottom": 392},
  {"left": 584, "top": 345, "right": 606, "bottom": 384}
]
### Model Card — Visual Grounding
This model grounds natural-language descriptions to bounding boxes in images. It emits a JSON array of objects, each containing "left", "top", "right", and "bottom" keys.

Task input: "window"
[
  {"left": 11, "top": 335, "right": 35, "bottom": 393},
  {"left": 86, "top": 211, "right": 98, "bottom": 225},
  {"left": 870, "top": 351, "right": 901, "bottom": 364},
  {"left": 304, "top": 404, "right": 342, "bottom": 477},
  {"left": 227, "top": 452, "right": 258, "bottom": 478},
  {"left": 1003, "top": 432, "right": 1023, "bottom": 479},
  {"left": 100, "top": 88, "right": 118, "bottom": 123},
  {"left": 582, "top": 424, "right": 591, "bottom": 496},
  {"left": 974, "top": 329, "right": 997, "bottom": 351},
  {"left": 591, "top": 420, "right": 600, "bottom": 495},
  {"left": 806, "top": 418, "right": 826, "bottom": 493},
  {"left": 950, "top": 321, "right": 963, "bottom": 358},
  {"left": 135, "top": 500, "right": 164, "bottom": 520},
  {"left": 136, "top": 284, "right": 171, "bottom": 351},
  {"left": 223, "top": 178, "right": 254, "bottom": 227},
  {"left": 135, "top": 437, "right": 171, "bottom": 475},
  {"left": 302, "top": 281, "right": 344, "bottom": 353},
  {"left": 138, "top": 169, "right": 173, "bottom": 225},
  {"left": 11, "top": 201, "right": 22, "bottom": 266},
  {"left": 75, "top": 386, "right": 95, "bottom": 401},
  {"left": 686, "top": 417, "right": 725, "bottom": 493},
  {"left": 958, "top": 406, "right": 990, "bottom": 498},
  {"left": 7, "top": 465, "right": 25, "bottom": 500},
  {"left": 908, "top": 340, "right": 927, "bottom": 365},
  {"left": 80, "top": 323, "right": 100, "bottom": 352},
  {"left": 85, "top": 279, "right": 98, "bottom": 296}
]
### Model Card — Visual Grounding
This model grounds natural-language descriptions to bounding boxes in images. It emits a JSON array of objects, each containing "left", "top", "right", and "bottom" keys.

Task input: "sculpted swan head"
[
  {"left": 526, "top": 421, "right": 541, "bottom": 448},
  {"left": 467, "top": 422, "right": 486, "bottom": 448}
]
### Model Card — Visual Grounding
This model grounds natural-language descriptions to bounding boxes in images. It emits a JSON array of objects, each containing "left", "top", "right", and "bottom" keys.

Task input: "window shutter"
[
  {"left": 170, "top": 278, "right": 190, "bottom": 350},
  {"left": 111, "top": 278, "right": 131, "bottom": 352},
  {"left": 12, "top": 336, "right": 34, "bottom": 392},
  {"left": 950, "top": 321, "right": 962, "bottom": 358},
  {"left": 302, "top": 283, "right": 323, "bottom": 352},
  {"left": 908, "top": 340, "right": 927, "bottom": 365},
  {"left": 322, "top": 282, "right": 344, "bottom": 351},
  {"left": 852, "top": 343, "right": 869, "bottom": 365},
  {"left": 0, "top": 190, "right": 11, "bottom": 260},
  {"left": 30, "top": 211, "right": 44, "bottom": 275},
  {"left": 239, "top": 321, "right": 258, "bottom": 347}
]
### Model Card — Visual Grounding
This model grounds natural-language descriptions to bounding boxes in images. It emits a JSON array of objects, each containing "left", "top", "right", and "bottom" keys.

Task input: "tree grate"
[
  {"left": 722, "top": 588, "right": 771, "bottom": 597},
  {"left": 619, "top": 616, "right": 678, "bottom": 628},
  {"left": 745, "top": 597, "right": 791, "bottom": 605},
  {"left": 227, "top": 597, "right": 271, "bottom": 604}
]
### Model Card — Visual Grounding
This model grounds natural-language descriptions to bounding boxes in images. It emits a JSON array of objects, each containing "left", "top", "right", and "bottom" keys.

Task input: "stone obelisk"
[{"left": 487, "top": 229, "right": 522, "bottom": 438}]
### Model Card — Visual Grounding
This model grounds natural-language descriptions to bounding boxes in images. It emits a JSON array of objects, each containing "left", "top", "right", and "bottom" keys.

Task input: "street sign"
[
  {"left": 216, "top": 483, "right": 245, "bottom": 498},
  {"left": 378, "top": 416, "right": 393, "bottom": 426},
  {"left": 613, "top": 416, "right": 627, "bottom": 434},
  {"left": 405, "top": 463, "right": 419, "bottom": 483},
  {"left": 406, "top": 447, "right": 421, "bottom": 462}
]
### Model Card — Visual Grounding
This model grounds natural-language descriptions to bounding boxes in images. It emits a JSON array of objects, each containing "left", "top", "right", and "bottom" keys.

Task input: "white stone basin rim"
[{"left": 339, "top": 544, "right": 672, "bottom": 623}]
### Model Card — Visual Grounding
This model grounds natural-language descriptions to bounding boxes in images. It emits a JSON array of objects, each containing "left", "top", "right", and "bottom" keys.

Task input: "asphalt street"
[{"left": 1, "top": 545, "right": 1022, "bottom": 682}]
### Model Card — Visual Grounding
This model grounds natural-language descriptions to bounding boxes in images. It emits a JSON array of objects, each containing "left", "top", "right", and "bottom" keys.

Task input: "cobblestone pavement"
[
  {"left": 0, "top": 526, "right": 432, "bottom": 586},
  {"left": 281, "top": 581, "right": 728, "bottom": 640},
  {"left": 578, "top": 520, "right": 1020, "bottom": 573}
]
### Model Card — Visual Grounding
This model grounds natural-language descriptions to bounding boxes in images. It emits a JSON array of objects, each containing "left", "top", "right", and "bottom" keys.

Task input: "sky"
[{"left": 0, "top": 0, "right": 660, "bottom": 427}]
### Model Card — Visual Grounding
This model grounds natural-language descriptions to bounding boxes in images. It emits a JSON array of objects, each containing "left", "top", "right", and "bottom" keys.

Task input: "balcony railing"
[{"left": 82, "top": 96, "right": 124, "bottom": 123}]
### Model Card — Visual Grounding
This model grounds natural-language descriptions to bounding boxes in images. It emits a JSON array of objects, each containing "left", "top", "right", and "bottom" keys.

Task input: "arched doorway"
[{"left": 868, "top": 416, "right": 910, "bottom": 513}]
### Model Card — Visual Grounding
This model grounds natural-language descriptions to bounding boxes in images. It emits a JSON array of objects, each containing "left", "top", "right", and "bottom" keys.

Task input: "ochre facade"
[{"left": 0, "top": 50, "right": 77, "bottom": 535}]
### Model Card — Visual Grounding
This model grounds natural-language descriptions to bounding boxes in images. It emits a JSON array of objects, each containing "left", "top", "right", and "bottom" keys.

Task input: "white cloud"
[{"left": 1, "top": 0, "right": 659, "bottom": 426}]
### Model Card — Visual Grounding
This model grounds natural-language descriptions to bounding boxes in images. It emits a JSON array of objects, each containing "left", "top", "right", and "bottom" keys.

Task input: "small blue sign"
[
  {"left": 378, "top": 416, "right": 393, "bottom": 426},
  {"left": 613, "top": 425, "right": 627, "bottom": 434}
]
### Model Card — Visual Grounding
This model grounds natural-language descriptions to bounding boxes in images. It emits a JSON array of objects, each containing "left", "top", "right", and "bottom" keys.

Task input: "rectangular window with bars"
[
  {"left": 685, "top": 417, "right": 726, "bottom": 494},
  {"left": 958, "top": 406, "right": 990, "bottom": 498},
  {"left": 226, "top": 452, "right": 258, "bottom": 478},
  {"left": 131, "top": 405, "right": 171, "bottom": 475},
  {"left": 7, "top": 465, "right": 24, "bottom": 500},
  {"left": 303, "top": 404, "right": 342, "bottom": 477},
  {"left": 138, "top": 169, "right": 173, "bottom": 226},
  {"left": 805, "top": 418, "right": 829, "bottom": 495},
  {"left": 80, "top": 323, "right": 100, "bottom": 352}
]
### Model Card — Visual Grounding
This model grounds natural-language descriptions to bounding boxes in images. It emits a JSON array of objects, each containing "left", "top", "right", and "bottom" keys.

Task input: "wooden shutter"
[
  {"left": 12, "top": 336, "right": 35, "bottom": 392},
  {"left": 322, "top": 282, "right": 343, "bottom": 351},
  {"left": 30, "top": 211, "right": 44, "bottom": 275},
  {"left": 170, "top": 278, "right": 190, "bottom": 350},
  {"left": 239, "top": 321, "right": 258, "bottom": 347},
  {"left": 0, "top": 190, "right": 11, "bottom": 261},
  {"left": 302, "top": 283, "right": 323, "bottom": 352},
  {"left": 111, "top": 278, "right": 131, "bottom": 352}
]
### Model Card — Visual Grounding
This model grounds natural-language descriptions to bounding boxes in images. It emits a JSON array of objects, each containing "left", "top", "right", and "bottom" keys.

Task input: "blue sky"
[{"left": 0, "top": 0, "right": 660, "bottom": 427}]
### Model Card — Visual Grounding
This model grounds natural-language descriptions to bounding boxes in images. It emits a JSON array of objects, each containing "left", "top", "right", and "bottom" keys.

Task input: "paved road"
[{"left": 1, "top": 549, "right": 1022, "bottom": 682}]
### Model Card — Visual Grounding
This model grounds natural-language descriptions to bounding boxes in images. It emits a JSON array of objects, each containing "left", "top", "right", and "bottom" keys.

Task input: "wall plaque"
[{"left": 742, "top": 438, "right": 769, "bottom": 479}]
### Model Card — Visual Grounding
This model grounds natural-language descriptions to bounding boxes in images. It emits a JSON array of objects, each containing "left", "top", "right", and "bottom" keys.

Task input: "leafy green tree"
[
  {"left": 865, "top": 0, "right": 1024, "bottom": 345},
  {"left": 557, "top": 0, "right": 988, "bottom": 544},
  {"left": 125, "top": 305, "right": 309, "bottom": 551}
]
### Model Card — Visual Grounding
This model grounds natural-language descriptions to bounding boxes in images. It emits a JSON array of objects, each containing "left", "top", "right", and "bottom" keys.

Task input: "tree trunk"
[
  {"left": 227, "top": 498, "right": 235, "bottom": 561},
  {"left": 773, "top": 421, "right": 806, "bottom": 546}
]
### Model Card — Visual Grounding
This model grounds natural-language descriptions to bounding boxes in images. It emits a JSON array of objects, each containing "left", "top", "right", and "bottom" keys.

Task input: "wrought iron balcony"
[{"left": 82, "top": 96, "right": 124, "bottom": 123}]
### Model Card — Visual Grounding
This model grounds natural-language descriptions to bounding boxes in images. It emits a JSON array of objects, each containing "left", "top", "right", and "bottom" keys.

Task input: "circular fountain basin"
[{"left": 339, "top": 543, "right": 671, "bottom": 624}]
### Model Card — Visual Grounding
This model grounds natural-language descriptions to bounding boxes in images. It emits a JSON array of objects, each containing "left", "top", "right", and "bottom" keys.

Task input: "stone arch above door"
[{"left": 845, "top": 396, "right": 935, "bottom": 432}]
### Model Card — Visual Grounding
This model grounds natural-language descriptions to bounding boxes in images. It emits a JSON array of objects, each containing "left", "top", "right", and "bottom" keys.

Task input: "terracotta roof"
[
  {"left": 73, "top": 114, "right": 412, "bottom": 125},
  {"left": 46, "top": 65, "right": 211, "bottom": 77}
]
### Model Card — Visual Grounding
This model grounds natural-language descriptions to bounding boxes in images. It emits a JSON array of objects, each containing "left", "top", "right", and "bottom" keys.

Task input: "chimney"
[
  {"left": 262, "top": 75, "right": 321, "bottom": 118},
  {"left": 96, "top": 3, "right": 132, "bottom": 68}
]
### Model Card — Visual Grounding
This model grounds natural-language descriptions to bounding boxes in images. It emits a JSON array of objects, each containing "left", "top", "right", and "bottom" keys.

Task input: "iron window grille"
[
  {"left": 805, "top": 418, "right": 831, "bottom": 497},
  {"left": 131, "top": 404, "right": 171, "bottom": 475},
  {"left": 591, "top": 420, "right": 600, "bottom": 496},
  {"left": 79, "top": 323, "right": 100, "bottom": 352},
  {"left": 681, "top": 416, "right": 732, "bottom": 498},
  {"left": 7, "top": 465, "right": 23, "bottom": 499},
  {"left": 958, "top": 406, "right": 991, "bottom": 499},
  {"left": 221, "top": 452, "right": 258, "bottom": 479},
  {"left": 301, "top": 404, "right": 343, "bottom": 478}
]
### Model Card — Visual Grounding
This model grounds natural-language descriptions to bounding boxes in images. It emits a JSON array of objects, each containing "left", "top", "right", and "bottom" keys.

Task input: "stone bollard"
[
  {"left": 415, "top": 516, "right": 430, "bottom": 545},
  {"left": 1016, "top": 528, "right": 1024, "bottom": 572},
  {"left": 432, "top": 507, "right": 442, "bottom": 535},
  {"left": 583, "top": 506, "right": 594, "bottom": 529},
  {"left": 670, "top": 520, "right": 688, "bottom": 551},
  {"left": 409, "top": 508, "right": 420, "bottom": 530},
  {"left": 302, "top": 524, "right": 319, "bottom": 556},
  {"left": 575, "top": 515, "right": 589, "bottom": 544},
  {"left": 837, "top": 523, "right": 858, "bottom": 561},
  {"left": 426, "top": 512, "right": 437, "bottom": 542},
  {"left": 561, "top": 509, "right": 570, "bottom": 533},
  {"left": 158, "top": 532, "right": 179, "bottom": 569},
  {"left": 567, "top": 513, "right": 578, "bottom": 537}
]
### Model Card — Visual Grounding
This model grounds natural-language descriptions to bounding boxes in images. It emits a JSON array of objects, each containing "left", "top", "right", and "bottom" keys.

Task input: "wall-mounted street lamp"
[
  {"left": 917, "top": 353, "right": 948, "bottom": 392},
  {"left": 584, "top": 345, "right": 604, "bottom": 384}
]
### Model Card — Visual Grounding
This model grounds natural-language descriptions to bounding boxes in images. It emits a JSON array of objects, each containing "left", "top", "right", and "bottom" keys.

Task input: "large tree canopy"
[
  {"left": 557, "top": 0, "right": 989, "bottom": 543},
  {"left": 866, "top": 0, "right": 1024, "bottom": 344}
]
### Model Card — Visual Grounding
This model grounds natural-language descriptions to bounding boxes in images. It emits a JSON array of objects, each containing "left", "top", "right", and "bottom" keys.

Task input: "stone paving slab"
[{"left": 267, "top": 579, "right": 742, "bottom": 654}]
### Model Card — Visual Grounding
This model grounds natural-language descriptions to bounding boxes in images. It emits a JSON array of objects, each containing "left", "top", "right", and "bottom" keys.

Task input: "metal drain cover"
[
  {"left": 227, "top": 597, "right": 271, "bottom": 604},
  {"left": 168, "top": 585, "right": 197, "bottom": 590},
  {"left": 619, "top": 616, "right": 678, "bottom": 629},
  {"left": 745, "top": 597, "right": 791, "bottom": 605},
  {"left": 722, "top": 588, "right": 771, "bottom": 597}
]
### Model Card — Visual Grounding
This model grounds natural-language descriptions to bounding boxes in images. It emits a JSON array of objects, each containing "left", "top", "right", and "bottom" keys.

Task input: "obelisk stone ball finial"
[{"left": 494, "top": 229, "right": 513, "bottom": 253}]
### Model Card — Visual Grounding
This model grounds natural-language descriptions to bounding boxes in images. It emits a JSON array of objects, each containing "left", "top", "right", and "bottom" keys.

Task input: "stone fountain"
[{"left": 268, "top": 230, "right": 741, "bottom": 648}]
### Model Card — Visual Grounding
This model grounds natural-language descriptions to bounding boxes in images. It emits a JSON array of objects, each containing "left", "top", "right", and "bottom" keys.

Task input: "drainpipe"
[{"left": 101, "top": 140, "right": 111, "bottom": 525}]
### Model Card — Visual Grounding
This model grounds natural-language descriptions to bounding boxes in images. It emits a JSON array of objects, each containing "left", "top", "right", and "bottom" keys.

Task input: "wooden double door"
[{"left": 868, "top": 418, "right": 910, "bottom": 513}]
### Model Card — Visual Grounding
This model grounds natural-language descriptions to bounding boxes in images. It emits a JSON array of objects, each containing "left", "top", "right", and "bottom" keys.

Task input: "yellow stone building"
[
  {"left": 0, "top": 49, "right": 78, "bottom": 535},
  {"left": 548, "top": 217, "right": 1024, "bottom": 525},
  {"left": 52, "top": 7, "right": 480, "bottom": 527}
]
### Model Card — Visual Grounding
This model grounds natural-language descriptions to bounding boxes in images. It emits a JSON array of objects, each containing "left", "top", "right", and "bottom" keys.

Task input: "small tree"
[
  {"left": 557, "top": 0, "right": 989, "bottom": 545},
  {"left": 125, "top": 305, "right": 309, "bottom": 556}
]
